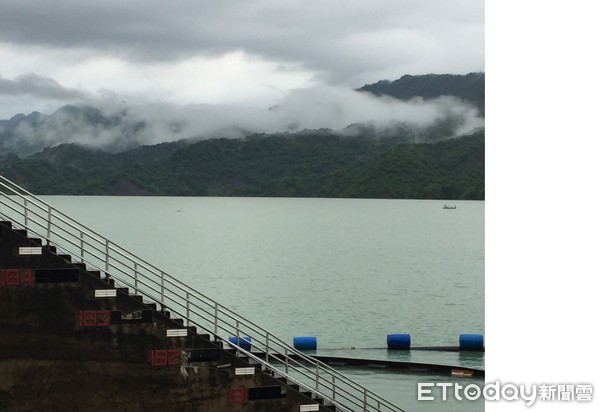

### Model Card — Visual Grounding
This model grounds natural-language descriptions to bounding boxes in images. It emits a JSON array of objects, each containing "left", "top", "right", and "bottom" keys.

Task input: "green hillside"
[{"left": 1, "top": 129, "right": 484, "bottom": 199}]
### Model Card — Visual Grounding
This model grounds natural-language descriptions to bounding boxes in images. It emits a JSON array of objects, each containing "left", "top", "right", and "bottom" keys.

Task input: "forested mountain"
[
  {"left": 0, "top": 129, "right": 484, "bottom": 199},
  {"left": 359, "top": 72, "right": 485, "bottom": 116},
  {"left": 0, "top": 73, "right": 485, "bottom": 199},
  {"left": 0, "top": 105, "right": 148, "bottom": 157}
]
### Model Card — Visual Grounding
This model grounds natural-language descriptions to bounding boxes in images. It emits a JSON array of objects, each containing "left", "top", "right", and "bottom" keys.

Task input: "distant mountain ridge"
[
  {"left": 359, "top": 72, "right": 484, "bottom": 116},
  {"left": 0, "top": 73, "right": 485, "bottom": 199},
  {"left": 1, "top": 73, "right": 484, "bottom": 158},
  {"left": 0, "top": 104, "right": 148, "bottom": 158}
]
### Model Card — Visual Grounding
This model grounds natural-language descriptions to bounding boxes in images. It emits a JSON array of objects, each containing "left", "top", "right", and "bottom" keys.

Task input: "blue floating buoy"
[
  {"left": 229, "top": 336, "right": 252, "bottom": 350},
  {"left": 459, "top": 334, "right": 484, "bottom": 350},
  {"left": 387, "top": 333, "right": 411, "bottom": 349},
  {"left": 293, "top": 336, "right": 317, "bottom": 350}
]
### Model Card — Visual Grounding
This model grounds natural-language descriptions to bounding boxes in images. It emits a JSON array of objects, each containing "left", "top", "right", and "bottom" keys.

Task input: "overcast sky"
[{"left": 0, "top": 0, "right": 483, "bottom": 119}]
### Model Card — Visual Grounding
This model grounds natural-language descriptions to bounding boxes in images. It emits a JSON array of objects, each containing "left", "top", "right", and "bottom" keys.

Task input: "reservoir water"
[{"left": 41, "top": 196, "right": 485, "bottom": 411}]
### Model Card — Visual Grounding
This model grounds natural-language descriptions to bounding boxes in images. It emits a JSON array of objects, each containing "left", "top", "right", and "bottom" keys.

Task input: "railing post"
[
  {"left": 134, "top": 262, "right": 139, "bottom": 290},
  {"left": 316, "top": 362, "right": 320, "bottom": 391},
  {"left": 265, "top": 332, "right": 270, "bottom": 364},
  {"left": 80, "top": 230, "right": 84, "bottom": 259},
  {"left": 160, "top": 271, "right": 165, "bottom": 304},
  {"left": 364, "top": 387, "right": 368, "bottom": 411},
  {"left": 47, "top": 207, "right": 52, "bottom": 239},
  {"left": 185, "top": 291, "right": 190, "bottom": 326},
  {"left": 284, "top": 348, "right": 289, "bottom": 375},
  {"left": 105, "top": 239, "right": 110, "bottom": 272},
  {"left": 332, "top": 375, "right": 336, "bottom": 399},
  {"left": 213, "top": 302, "right": 218, "bottom": 337},
  {"left": 24, "top": 198, "right": 28, "bottom": 226}
]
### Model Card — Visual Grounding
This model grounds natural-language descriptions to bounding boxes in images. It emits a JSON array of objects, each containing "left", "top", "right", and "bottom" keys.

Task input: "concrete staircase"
[
  {"left": 0, "top": 175, "right": 404, "bottom": 412},
  {"left": 0, "top": 220, "right": 335, "bottom": 411}
]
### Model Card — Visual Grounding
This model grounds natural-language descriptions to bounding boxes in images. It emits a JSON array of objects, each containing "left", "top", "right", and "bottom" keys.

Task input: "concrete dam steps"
[{"left": 1, "top": 221, "right": 339, "bottom": 411}]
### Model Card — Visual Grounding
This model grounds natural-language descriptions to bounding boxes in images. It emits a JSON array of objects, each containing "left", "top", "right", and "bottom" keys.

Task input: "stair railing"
[{"left": 0, "top": 175, "right": 404, "bottom": 412}]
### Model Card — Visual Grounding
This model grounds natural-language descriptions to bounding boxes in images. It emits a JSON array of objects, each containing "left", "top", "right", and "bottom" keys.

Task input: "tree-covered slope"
[
  {"left": 322, "top": 130, "right": 484, "bottom": 199},
  {"left": 359, "top": 72, "right": 485, "bottom": 116},
  {"left": 1, "top": 130, "right": 484, "bottom": 200}
]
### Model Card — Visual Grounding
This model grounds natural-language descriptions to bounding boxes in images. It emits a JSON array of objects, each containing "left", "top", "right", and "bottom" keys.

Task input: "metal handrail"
[{"left": 0, "top": 174, "right": 404, "bottom": 412}]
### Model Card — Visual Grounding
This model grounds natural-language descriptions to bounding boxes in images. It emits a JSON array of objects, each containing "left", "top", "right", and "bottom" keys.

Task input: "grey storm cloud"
[
  {"left": 0, "top": 0, "right": 484, "bottom": 84},
  {"left": 0, "top": 0, "right": 484, "bottom": 145},
  {"left": 0, "top": 73, "right": 88, "bottom": 100}
]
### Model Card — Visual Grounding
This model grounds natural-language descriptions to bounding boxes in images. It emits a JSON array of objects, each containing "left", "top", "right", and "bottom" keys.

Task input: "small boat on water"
[{"left": 443, "top": 204, "right": 457, "bottom": 209}]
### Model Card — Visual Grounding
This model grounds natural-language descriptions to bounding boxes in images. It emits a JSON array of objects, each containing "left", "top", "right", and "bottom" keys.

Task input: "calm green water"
[{"left": 42, "top": 196, "right": 484, "bottom": 411}]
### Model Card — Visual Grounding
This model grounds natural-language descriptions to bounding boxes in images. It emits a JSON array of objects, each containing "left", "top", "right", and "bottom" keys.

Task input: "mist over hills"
[
  {"left": 359, "top": 72, "right": 485, "bottom": 116},
  {"left": 1, "top": 73, "right": 484, "bottom": 157},
  {"left": 0, "top": 104, "right": 149, "bottom": 157},
  {"left": 0, "top": 73, "right": 484, "bottom": 199}
]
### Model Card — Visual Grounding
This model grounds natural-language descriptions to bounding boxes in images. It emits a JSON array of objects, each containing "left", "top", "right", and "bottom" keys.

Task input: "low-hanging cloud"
[
  {"left": 1, "top": 85, "right": 483, "bottom": 157},
  {"left": 112, "top": 85, "right": 483, "bottom": 142},
  {"left": 0, "top": 1, "right": 483, "bottom": 128},
  {"left": 0, "top": 73, "right": 88, "bottom": 100}
]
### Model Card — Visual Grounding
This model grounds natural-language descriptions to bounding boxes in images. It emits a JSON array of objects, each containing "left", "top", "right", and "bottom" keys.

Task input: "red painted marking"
[
  {"left": 4, "top": 269, "right": 19, "bottom": 286},
  {"left": 0, "top": 269, "right": 34, "bottom": 287},
  {"left": 152, "top": 350, "right": 167, "bottom": 366},
  {"left": 20, "top": 269, "right": 33, "bottom": 285},
  {"left": 151, "top": 349, "right": 181, "bottom": 366},
  {"left": 229, "top": 387, "right": 248, "bottom": 404},
  {"left": 78, "top": 310, "right": 111, "bottom": 327},
  {"left": 80, "top": 311, "right": 97, "bottom": 327},
  {"left": 168, "top": 350, "right": 181, "bottom": 365},
  {"left": 97, "top": 310, "right": 110, "bottom": 327}
]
